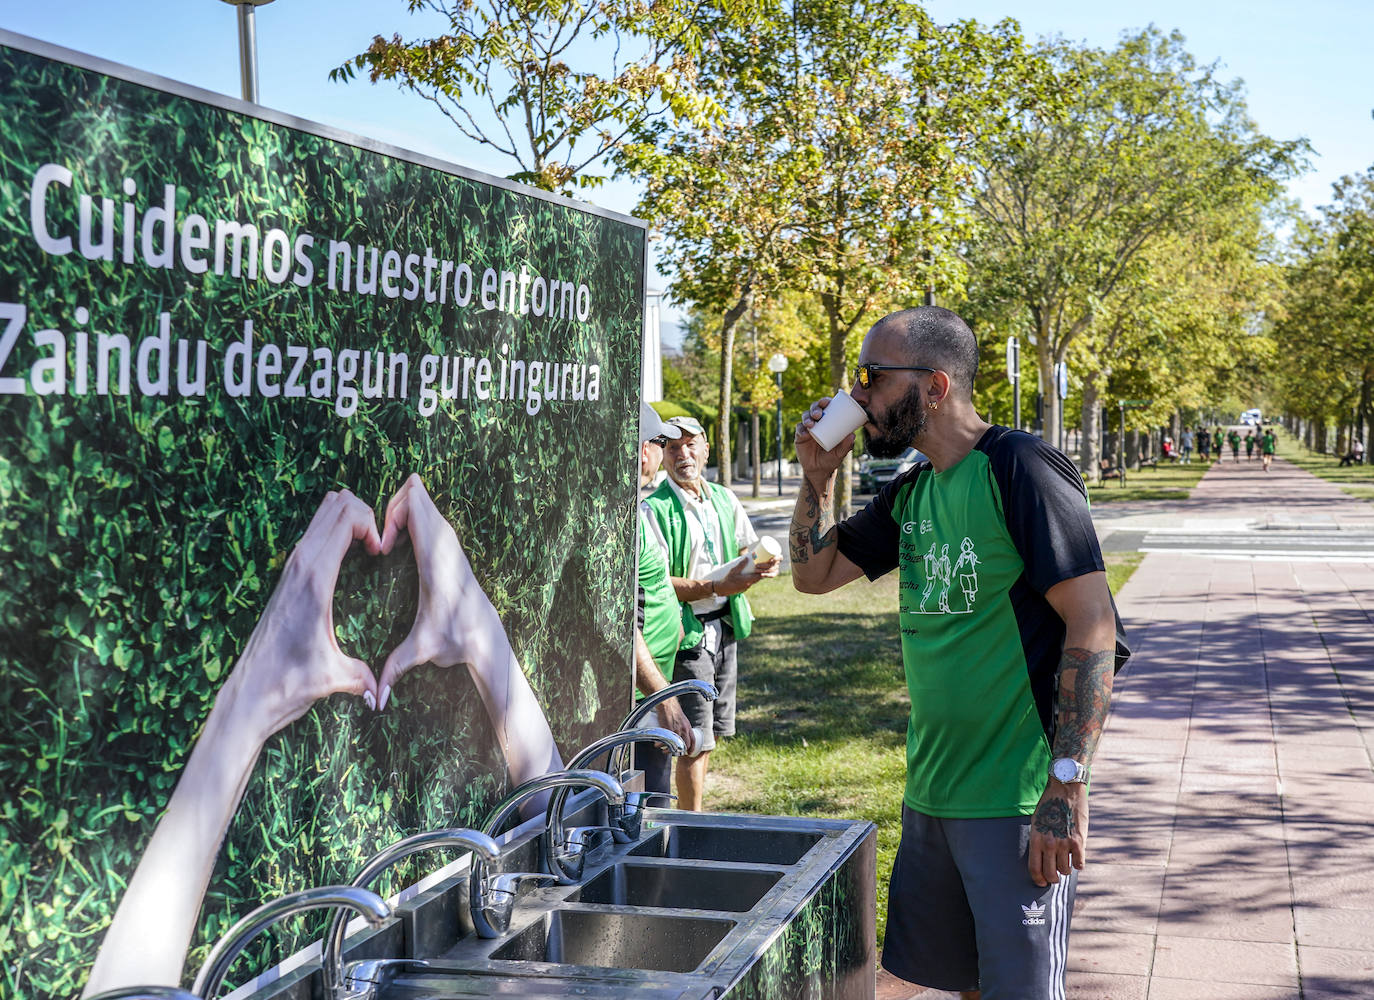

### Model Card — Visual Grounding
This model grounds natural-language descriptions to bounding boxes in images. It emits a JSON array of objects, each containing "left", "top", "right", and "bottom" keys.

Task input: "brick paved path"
[{"left": 878, "top": 455, "right": 1374, "bottom": 999}]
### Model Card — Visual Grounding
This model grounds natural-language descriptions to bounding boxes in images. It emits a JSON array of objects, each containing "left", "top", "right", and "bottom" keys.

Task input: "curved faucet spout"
[
  {"left": 568, "top": 726, "right": 688, "bottom": 773},
  {"left": 611, "top": 680, "right": 718, "bottom": 777},
  {"left": 618, "top": 679, "right": 718, "bottom": 734},
  {"left": 193, "top": 886, "right": 390, "bottom": 999},
  {"left": 322, "top": 828, "right": 500, "bottom": 998},
  {"left": 544, "top": 727, "right": 687, "bottom": 882},
  {"left": 468, "top": 768, "right": 624, "bottom": 939},
  {"left": 85, "top": 989, "right": 203, "bottom": 1000}
]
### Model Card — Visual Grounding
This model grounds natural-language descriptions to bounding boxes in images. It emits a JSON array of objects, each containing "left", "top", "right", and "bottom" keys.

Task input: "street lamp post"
[
  {"left": 768, "top": 354, "right": 789, "bottom": 497},
  {"left": 220, "top": 0, "right": 275, "bottom": 103}
]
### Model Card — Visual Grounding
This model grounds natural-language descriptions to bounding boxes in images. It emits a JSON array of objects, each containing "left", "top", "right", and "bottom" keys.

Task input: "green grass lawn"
[
  {"left": 1085, "top": 458, "right": 1209, "bottom": 504},
  {"left": 1280, "top": 440, "right": 1374, "bottom": 503},
  {"left": 707, "top": 549, "right": 1146, "bottom": 944}
]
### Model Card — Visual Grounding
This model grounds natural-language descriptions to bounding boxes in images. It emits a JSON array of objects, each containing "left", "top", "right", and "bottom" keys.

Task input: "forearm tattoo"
[
  {"left": 1053, "top": 646, "right": 1115, "bottom": 763},
  {"left": 789, "top": 479, "right": 835, "bottom": 565}
]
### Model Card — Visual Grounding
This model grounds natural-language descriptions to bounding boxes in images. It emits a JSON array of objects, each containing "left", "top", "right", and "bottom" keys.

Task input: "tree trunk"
[
  {"left": 1126, "top": 428, "right": 1140, "bottom": 470},
  {"left": 751, "top": 407, "right": 761, "bottom": 497},
  {"left": 1080, "top": 382, "right": 1101, "bottom": 482},
  {"left": 1033, "top": 333, "right": 1057, "bottom": 444},
  {"left": 1316, "top": 421, "right": 1329, "bottom": 454},
  {"left": 735, "top": 420, "right": 750, "bottom": 480},
  {"left": 715, "top": 288, "right": 753, "bottom": 489}
]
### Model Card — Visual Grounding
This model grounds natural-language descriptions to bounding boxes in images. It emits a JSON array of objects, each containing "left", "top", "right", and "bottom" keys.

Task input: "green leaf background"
[{"left": 0, "top": 45, "right": 644, "bottom": 997}]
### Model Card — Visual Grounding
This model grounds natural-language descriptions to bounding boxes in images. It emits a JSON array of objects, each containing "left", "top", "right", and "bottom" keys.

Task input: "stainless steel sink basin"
[
  {"left": 628, "top": 824, "right": 823, "bottom": 865},
  {"left": 568, "top": 862, "right": 781, "bottom": 912},
  {"left": 488, "top": 909, "right": 735, "bottom": 972}
]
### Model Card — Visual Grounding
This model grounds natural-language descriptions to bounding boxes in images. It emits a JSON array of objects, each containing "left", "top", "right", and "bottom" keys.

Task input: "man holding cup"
[
  {"left": 643, "top": 415, "right": 780, "bottom": 810},
  {"left": 789, "top": 306, "right": 1124, "bottom": 1000}
]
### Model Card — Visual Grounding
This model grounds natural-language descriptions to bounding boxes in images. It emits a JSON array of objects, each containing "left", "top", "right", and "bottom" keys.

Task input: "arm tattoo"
[
  {"left": 1033, "top": 796, "right": 1075, "bottom": 838},
  {"left": 789, "top": 479, "right": 836, "bottom": 565},
  {"left": 1053, "top": 646, "right": 1115, "bottom": 763}
]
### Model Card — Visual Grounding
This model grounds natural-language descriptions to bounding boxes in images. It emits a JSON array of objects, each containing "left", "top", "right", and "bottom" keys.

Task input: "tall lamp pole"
[
  {"left": 768, "top": 354, "right": 789, "bottom": 497},
  {"left": 221, "top": 0, "right": 275, "bottom": 103}
]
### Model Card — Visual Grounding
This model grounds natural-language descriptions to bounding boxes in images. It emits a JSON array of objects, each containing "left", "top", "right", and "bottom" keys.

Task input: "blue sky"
[{"left": 4, "top": 1, "right": 1370, "bottom": 332}]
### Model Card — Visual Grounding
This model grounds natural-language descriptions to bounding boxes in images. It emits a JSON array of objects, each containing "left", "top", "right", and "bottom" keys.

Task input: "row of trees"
[
  {"left": 1270, "top": 169, "right": 1374, "bottom": 454},
  {"left": 338, "top": 1, "right": 1310, "bottom": 511}
]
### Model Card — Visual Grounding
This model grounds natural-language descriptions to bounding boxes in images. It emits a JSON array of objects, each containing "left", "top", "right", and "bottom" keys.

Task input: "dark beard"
[{"left": 863, "top": 383, "right": 926, "bottom": 458}]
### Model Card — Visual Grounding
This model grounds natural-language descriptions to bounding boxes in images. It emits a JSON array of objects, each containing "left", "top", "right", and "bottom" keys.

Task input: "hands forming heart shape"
[{"left": 228, "top": 473, "right": 506, "bottom": 744}]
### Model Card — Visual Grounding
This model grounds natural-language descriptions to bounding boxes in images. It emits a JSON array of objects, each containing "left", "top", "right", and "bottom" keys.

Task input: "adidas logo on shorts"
[{"left": 1021, "top": 901, "right": 1046, "bottom": 926}]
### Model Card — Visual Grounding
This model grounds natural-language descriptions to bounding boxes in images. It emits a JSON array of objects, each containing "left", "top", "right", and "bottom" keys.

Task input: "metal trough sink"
[
  {"left": 567, "top": 860, "right": 782, "bottom": 912},
  {"left": 628, "top": 822, "right": 823, "bottom": 865},
  {"left": 487, "top": 908, "right": 736, "bottom": 973}
]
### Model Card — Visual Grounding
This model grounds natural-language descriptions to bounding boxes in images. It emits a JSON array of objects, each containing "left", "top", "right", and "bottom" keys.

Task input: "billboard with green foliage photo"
[{"left": 0, "top": 33, "right": 645, "bottom": 999}]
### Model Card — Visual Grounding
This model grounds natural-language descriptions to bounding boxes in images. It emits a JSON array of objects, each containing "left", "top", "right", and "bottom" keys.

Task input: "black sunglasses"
[
  {"left": 649, "top": 436, "right": 669, "bottom": 447},
  {"left": 853, "top": 364, "right": 936, "bottom": 389}
]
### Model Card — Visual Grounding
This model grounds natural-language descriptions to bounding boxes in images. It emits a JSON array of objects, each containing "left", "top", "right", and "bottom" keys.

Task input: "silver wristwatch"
[{"left": 1050, "top": 757, "right": 1089, "bottom": 784}]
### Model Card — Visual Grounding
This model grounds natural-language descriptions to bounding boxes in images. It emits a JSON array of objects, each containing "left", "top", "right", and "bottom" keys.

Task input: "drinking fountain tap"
[
  {"left": 321, "top": 828, "right": 500, "bottom": 999},
  {"left": 543, "top": 727, "right": 686, "bottom": 883},
  {"left": 192, "top": 886, "right": 390, "bottom": 999},
  {"left": 468, "top": 768, "right": 624, "bottom": 939},
  {"left": 609, "top": 679, "right": 719, "bottom": 818},
  {"left": 607, "top": 679, "right": 718, "bottom": 778}
]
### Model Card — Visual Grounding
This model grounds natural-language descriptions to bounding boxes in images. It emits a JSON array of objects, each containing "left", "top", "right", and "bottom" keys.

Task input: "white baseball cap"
[{"left": 640, "top": 402, "right": 682, "bottom": 444}]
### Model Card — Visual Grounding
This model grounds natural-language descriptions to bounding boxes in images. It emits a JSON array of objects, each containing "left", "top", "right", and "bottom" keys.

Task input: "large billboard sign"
[{"left": 0, "top": 32, "right": 645, "bottom": 997}]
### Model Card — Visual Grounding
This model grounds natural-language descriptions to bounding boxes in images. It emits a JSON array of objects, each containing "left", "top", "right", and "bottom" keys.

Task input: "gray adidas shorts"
[{"left": 882, "top": 805, "right": 1076, "bottom": 999}]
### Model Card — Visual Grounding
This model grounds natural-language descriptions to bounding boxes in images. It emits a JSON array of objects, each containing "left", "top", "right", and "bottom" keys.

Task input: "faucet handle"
[
  {"left": 477, "top": 872, "right": 557, "bottom": 938},
  {"left": 486, "top": 871, "right": 557, "bottom": 899},
  {"left": 615, "top": 791, "right": 676, "bottom": 842},
  {"left": 628, "top": 790, "right": 677, "bottom": 808}
]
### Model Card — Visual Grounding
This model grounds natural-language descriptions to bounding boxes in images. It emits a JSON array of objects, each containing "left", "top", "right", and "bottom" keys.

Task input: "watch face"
[{"left": 1052, "top": 758, "right": 1079, "bottom": 782}]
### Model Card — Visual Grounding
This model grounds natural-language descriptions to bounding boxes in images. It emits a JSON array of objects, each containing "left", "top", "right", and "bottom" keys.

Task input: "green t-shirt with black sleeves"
[{"left": 837, "top": 426, "right": 1113, "bottom": 819}]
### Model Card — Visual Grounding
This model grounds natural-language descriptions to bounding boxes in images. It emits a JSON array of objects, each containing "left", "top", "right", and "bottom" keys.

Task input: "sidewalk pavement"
[{"left": 869, "top": 455, "right": 1374, "bottom": 999}]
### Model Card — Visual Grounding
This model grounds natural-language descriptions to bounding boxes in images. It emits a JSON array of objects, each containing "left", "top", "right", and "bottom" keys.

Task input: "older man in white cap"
[
  {"left": 642, "top": 414, "right": 778, "bottom": 810},
  {"left": 633, "top": 403, "right": 693, "bottom": 794}
]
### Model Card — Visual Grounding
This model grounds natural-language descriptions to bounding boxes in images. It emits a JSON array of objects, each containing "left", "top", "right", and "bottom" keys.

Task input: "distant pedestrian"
[
  {"left": 1213, "top": 428, "right": 1223, "bottom": 458},
  {"left": 1245, "top": 430, "right": 1256, "bottom": 461},
  {"left": 1228, "top": 428, "right": 1241, "bottom": 462},
  {"left": 1339, "top": 437, "right": 1364, "bottom": 468},
  {"left": 1262, "top": 428, "right": 1276, "bottom": 472},
  {"left": 1180, "top": 431, "right": 1192, "bottom": 464},
  {"left": 1196, "top": 427, "right": 1209, "bottom": 461}
]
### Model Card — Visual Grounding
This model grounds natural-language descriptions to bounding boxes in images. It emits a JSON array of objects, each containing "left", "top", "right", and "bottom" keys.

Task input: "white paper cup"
[
  {"left": 749, "top": 535, "right": 782, "bottom": 567},
  {"left": 808, "top": 390, "right": 868, "bottom": 451}
]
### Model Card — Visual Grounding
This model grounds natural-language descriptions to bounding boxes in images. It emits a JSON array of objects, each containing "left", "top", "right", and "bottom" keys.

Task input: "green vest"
[
  {"left": 644, "top": 480, "right": 755, "bottom": 645},
  {"left": 638, "top": 514, "right": 682, "bottom": 675}
]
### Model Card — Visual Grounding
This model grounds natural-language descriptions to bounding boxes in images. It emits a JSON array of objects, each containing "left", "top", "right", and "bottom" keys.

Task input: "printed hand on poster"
[
  {"left": 377, "top": 473, "right": 562, "bottom": 795},
  {"left": 82, "top": 483, "right": 561, "bottom": 997}
]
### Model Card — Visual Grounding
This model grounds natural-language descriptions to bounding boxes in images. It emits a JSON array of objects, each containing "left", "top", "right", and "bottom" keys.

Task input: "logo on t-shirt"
[
  {"left": 1021, "top": 901, "right": 1046, "bottom": 926},
  {"left": 914, "top": 536, "right": 981, "bottom": 614}
]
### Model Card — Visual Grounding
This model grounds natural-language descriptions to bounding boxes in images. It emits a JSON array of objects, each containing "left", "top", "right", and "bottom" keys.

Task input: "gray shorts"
[
  {"left": 671, "top": 618, "right": 736, "bottom": 753},
  {"left": 882, "top": 805, "right": 1076, "bottom": 999}
]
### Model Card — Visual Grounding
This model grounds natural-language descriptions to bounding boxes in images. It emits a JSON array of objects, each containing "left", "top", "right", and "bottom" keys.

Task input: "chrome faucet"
[
  {"left": 322, "top": 828, "right": 500, "bottom": 999},
  {"left": 192, "top": 886, "right": 390, "bottom": 999},
  {"left": 468, "top": 768, "right": 624, "bottom": 939},
  {"left": 607, "top": 679, "right": 718, "bottom": 778},
  {"left": 543, "top": 727, "right": 687, "bottom": 882}
]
